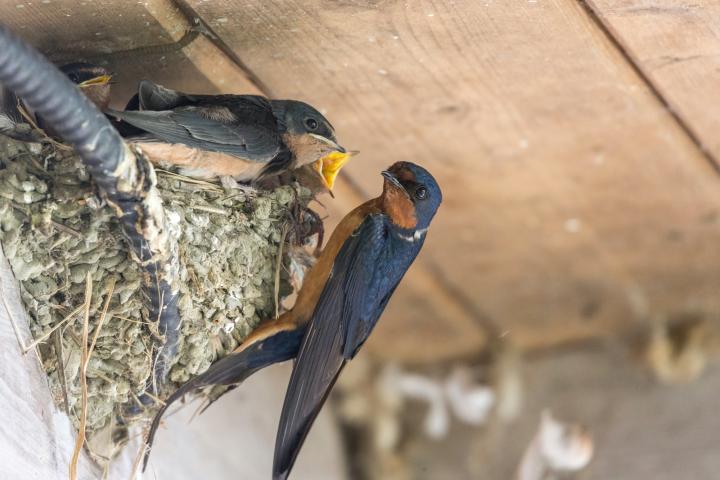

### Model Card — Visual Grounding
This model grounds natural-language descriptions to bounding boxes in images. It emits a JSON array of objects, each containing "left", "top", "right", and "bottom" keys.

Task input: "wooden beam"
[
  {"left": 188, "top": 0, "right": 720, "bottom": 358},
  {"left": 1, "top": 1, "right": 185, "bottom": 58},
  {"left": 584, "top": 1, "right": 720, "bottom": 167}
]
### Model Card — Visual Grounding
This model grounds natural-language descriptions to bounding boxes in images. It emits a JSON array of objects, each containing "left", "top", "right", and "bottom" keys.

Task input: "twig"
[
  {"left": 53, "top": 330, "right": 70, "bottom": 416},
  {"left": 128, "top": 441, "right": 147, "bottom": 480},
  {"left": 69, "top": 273, "right": 92, "bottom": 480},
  {"left": 274, "top": 224, "right": 289, "bottom": 319},
  {"left": 15, "top": 99, "right": 72, "bottom": 151},
  {"left": 89, "top": 278, "right": 115, "bottom": 356},
  {"left": 187, "top": 204, "right": 228, "bottom": 215},
  {"left": 155, "top": 169, "right": 223, "bottom": 190},
  {"left": 10, "top": 202, "right": 83, "bottom": 239},
  {"left": 22, "top": 303, "right": 84, "bottom": 354}
]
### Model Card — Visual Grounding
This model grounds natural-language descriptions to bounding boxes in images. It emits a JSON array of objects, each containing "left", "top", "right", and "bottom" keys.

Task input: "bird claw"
[{"left": 219, "top": 175, "right": 257, "bottom": 196}]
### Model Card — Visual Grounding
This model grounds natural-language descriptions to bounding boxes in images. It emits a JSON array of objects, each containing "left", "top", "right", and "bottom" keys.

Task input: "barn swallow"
[
  {"left": 273, "top": 161, "right": 441, "bottom": 479},
  {"left": 0, "top": 62, "right": 112, "bottom": 140},
  {"left": 109, "top": 80, "right": 352, "bottom": 190},
  {"left": 58, "top": 62, "right": 113, "bottom": 110},
  {"left": 141, "top": 162, "right": 442, "bottom": 475},
  {"left": 35, "top": 63, "right": 113, "bottom": 137}
]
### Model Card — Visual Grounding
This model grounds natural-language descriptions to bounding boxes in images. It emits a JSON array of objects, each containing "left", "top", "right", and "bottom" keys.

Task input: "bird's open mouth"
[
  {"left": 78, "top": 74, "right": 113, "bottom": 88},
  {"left": 313, "top": 150, "right": 357, "bottom": 192}
]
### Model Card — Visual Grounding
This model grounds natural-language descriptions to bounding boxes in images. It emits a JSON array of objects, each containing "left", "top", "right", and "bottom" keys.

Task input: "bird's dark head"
[
  {"left": 381, "top": 162, "right": 442, "bottom": 231},
  {"left": 271, "top": 99, "right": 354, "bottom": 191},
  {"left": 60, "top": 62, "right": 113, "bottom": 110},
  {"left": 271, "top": 100, "right": 337, "bottom": 143}
]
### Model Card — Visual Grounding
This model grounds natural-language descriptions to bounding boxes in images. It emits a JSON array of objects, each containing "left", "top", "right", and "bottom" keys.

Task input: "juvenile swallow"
[
  {"left": 36, "top": 63, "right": 113, "bottom": 136},
  {"left": 0, "top": 62, "right": 112, "bottom": 140},
  {"left": 141, "top": 162, "right": 442, "bottom": 476},
  {"left": 58, "top": 62, "right": 113, "bottom": 110},
  {"left": 109, "top": 80, "right": 352, "bottom": 190}
]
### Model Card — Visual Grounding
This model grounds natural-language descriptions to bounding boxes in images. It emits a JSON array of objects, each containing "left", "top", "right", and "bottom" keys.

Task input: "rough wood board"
[
  {"left": 1, "top": 0, "right": 186, "bottom": 59},
  {"left": 1, "top": 1, "right": 261, "bottom": 106},
  {"left": 89, "top": 34, "right": 262, "bottom": 109},
  {"left": 585, "top": 0, "right": 720, "bottom": 163},
  {"left": 190, "top": 0, "right": 720, "bottom": 355}
]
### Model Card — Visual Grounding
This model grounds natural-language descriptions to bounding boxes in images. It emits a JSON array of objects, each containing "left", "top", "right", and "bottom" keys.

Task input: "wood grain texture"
[
  {"left": 1, "top": 0, "right": 261, "bottom": 107},
  {"left": 190, "top": 0, "right": 720, "bottom": 357},
  {"left": 585, "top": 0, "right": 720, "bottom": 163},
  {"left": 1, "top": 0, "right": 186, "bottom": 59}
]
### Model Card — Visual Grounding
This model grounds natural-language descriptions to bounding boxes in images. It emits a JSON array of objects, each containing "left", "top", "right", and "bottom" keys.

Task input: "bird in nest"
[{"left": 110, "top": 80, "right": 355, "bottom": 193}]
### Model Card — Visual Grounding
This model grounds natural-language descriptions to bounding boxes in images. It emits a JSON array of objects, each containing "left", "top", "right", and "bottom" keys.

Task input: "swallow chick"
[
  {"left": 58, "top": 62, "right": 113, "bottom": 110},
  {"left": 109, "top": 80, "right": 352, "bottom": 190},
  {"left": 141, "top": 162, "right": 441, "bottom": 473},
  {"left": 273, "top": 161, "right": 442, "bottom": 479},
  {"left": 1, "top": 62, "right": 112, "bottom": 141},
  {"left": 36, "top": 62, "right": 113, "bottom": 137}
]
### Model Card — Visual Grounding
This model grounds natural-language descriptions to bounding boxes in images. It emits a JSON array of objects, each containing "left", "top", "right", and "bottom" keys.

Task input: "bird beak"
[
  {"left": 78, "top": 74, "right": 113, "bottom": 88},
  {"left": 313, "top": 150, "right": 357, "bottom": 193},
  {"left": 381, "top": 170, "right": 411, "bottom": 198},
  {"left": 308, "top": 133, "right": 346, "bottom": 153}
]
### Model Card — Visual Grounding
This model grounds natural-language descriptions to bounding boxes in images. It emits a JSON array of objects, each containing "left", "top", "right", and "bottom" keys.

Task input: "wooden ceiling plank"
[
  {"left": 585, "top": 0, "right": 720, "bottom": 165},
  {"left": 187, "top": 0, "right": 720, "bottom": 356},
  {"left": 1, "top": 1, "right": 185, "bottom": 59}
]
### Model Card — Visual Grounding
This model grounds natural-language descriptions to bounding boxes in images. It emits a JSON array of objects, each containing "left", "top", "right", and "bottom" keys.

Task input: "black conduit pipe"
[{"left": 0, "top": 24, "right": 181, "bottom": 398}]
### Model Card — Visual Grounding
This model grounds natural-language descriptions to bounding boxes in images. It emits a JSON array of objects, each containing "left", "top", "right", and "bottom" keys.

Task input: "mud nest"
[{"left": 0, "top": 133, "right": 316, "bottom": 457}]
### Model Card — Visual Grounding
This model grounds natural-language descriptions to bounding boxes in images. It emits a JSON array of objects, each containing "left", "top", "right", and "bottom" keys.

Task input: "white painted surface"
[{"left": 0, "top": 250, "right": 105, "bottom": 480}]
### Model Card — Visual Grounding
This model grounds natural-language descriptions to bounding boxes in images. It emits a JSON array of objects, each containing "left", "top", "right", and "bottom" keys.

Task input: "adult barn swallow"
[
  {"left": 142, "top": 162, "right": 441, "bottom": 474},
  {"left": 109, "top": 80, "right": 352, "bottom": 190},
  {"left": 273, "top": 161, "right": 441, "bottom": 479}
]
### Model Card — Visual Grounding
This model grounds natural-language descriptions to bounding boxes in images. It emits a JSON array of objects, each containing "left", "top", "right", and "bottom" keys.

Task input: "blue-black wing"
[
  {"left": 273, "top": 214, "right": 420, "bottom": 480},
  {"left": 108, "top": 91, "right": 284, "bottom": 162},
  {"left": 142, "top": 327, "right": 305, "bottom": 471}
]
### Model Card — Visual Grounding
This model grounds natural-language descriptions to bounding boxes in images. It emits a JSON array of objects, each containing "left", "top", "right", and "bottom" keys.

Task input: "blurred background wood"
[{"left": 399, "top": 344, "right": 720, "bottom": 480}]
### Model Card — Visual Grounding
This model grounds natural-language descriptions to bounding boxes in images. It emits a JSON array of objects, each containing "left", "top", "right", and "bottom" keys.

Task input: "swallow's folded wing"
[
  {"left": 273, "top": 214, "right": 391, "bottom": 480},
  {"left": 110, "top": 108, "right": 282, "bottom": 162}
]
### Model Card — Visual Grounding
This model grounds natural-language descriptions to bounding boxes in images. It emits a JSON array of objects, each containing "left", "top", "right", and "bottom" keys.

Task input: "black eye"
[
  {"left": 305, "top": 118, "right": 318, "bottom": 130},
  {"left": 415, "top": 186, "right": 427, "bottom": 200}
]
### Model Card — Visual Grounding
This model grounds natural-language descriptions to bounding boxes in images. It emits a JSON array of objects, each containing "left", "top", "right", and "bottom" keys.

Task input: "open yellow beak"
[
  {"left": 78, "top": 74, "right": 113, "bottom": 88},
  {"left": 313, "top": 150, "right": 357, "bottom": 192}
]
